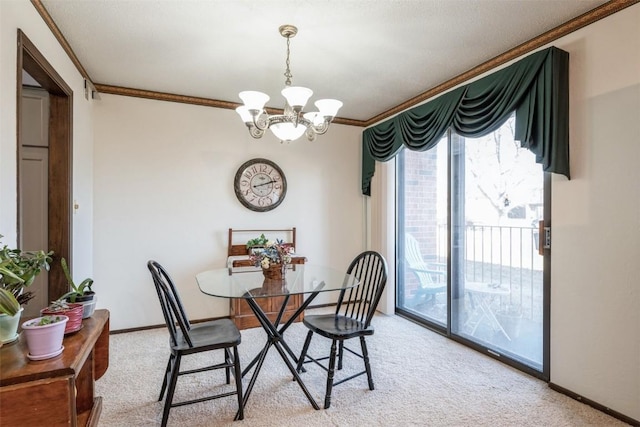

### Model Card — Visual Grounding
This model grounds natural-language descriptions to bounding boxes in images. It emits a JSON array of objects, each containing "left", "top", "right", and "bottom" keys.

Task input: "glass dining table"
[{"left": 196, "top": 264, "right": 359, "bottom": 417}]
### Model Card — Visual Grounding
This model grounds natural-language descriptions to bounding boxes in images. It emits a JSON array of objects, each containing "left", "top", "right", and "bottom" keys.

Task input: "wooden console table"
[{"left": 0, "top": 309, "right": 110, "bottom": 427}]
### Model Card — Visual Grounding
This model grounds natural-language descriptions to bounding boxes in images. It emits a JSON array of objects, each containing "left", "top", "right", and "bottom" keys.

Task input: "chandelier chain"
[{"left": 284, "top": 36, "right": 292, "bottom": 86}]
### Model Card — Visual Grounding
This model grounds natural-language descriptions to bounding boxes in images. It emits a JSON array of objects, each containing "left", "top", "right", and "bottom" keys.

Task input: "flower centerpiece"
[{"left": 249, "top": 239, "right": 294, "bottom": 283}]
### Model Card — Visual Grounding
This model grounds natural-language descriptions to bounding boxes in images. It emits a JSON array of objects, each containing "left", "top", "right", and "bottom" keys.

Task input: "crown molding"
[
  {"left": 93, "top": 84, "right": 366, "bottom": 127},
  {"left": 31, "top": 0, "right": 92, "bottom": 83},
  {"left": 32, "top": 0, "right": 637, "bottom": 129},
  {"left": 363, "top": 0, "right": 639, "bottom": 127}
]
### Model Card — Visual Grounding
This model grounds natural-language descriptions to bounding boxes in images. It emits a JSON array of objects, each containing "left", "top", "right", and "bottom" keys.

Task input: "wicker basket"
[{"left": 262, "top": 263, "right": 286, "bottom": 281}]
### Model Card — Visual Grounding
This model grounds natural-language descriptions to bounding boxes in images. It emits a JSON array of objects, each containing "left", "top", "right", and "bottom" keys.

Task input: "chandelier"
[{"left": 235, "top": 25, "right": 343, "bottom": 143}]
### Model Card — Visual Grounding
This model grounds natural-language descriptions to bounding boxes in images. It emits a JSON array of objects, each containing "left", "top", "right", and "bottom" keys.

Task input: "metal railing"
[{"left": 436, "top": 224, "right": 543, "bottom": 321}]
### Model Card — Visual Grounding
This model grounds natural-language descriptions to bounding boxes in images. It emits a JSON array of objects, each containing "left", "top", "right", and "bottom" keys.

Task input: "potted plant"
[
  {"left": 59, "top": 258, "right": 96, "bottom": 318},
  {"left": 246, "top": 234, "right": 269, "bottom": 254},
  {"left": 41, "top": 299, "right": 83, "bottom": 335},
  {"left": 0, "top": 288, "right": 23, "bottom": 344},
  {"left": 0, "top": 234, "right": 53, "bottom": 344},
  {"left": 21, "top": 314, "right": 68, "bottom": 360}
]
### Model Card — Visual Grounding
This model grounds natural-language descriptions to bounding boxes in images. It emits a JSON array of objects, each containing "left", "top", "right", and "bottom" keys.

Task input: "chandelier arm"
[
  {"left": 311, "top": 120, "right": 331, "bottom": 135},
  {"left": 245, "top": 124, "right": 265, "bottom": 139},
  {"left": 252, "top": 113, "right": 270, "bottom": 131},
  {"left": 305, "top": 127, "right": 317, "bottom": 142},
  {"left": 298, "top": 116, "right": 312, "bottom": 128},
  {"left": 267, "top": 115, "right": 313, "bottom": 127}
]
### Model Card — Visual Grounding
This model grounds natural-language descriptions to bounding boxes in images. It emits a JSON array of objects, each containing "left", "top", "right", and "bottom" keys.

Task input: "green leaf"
[{"left": 0, "top": 288, "right": 20, "bottom": 316}]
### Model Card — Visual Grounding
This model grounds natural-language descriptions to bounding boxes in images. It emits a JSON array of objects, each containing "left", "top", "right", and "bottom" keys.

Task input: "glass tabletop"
[{"left": 196, "top": 264, "right": 358, "bottom": 299}]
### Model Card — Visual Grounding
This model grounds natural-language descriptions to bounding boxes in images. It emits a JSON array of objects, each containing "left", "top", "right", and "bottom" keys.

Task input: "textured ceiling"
[{"left": 40, "top": 0, "right": 608, "bottom": 123}]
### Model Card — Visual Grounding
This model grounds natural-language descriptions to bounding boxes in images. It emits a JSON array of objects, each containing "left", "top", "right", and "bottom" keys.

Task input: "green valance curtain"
[{"left": 361, "top": 46, "right": 569, "bottom": 196}]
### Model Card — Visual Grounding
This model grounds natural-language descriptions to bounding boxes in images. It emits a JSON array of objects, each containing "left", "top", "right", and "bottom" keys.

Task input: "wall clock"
[{"left": 234, "top": 158, "right": 287, "bottom": 212}]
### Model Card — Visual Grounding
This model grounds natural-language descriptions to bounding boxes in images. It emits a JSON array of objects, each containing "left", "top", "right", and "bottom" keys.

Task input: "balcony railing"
[{"left": 435, "top": 224, "right": 543, "bottom": 322}]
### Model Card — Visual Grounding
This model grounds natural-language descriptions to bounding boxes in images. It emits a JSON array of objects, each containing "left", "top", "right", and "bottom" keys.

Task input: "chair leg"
[
  {"left": 161, "top": 353, "right": 181, "bottom": 427},
  {"left": 360, "top": 336, "right": 374, "bottom": 390},
  {"left": 224, "top": 348, "right": 231, "bottom": 385},
  {"left": 296, "top": 330, "right": 314, "bottom": 372},
  {"left": 158, "top": 355, "right": 173, "bottom": 401},
  {"left": 233, "top": 346, "right": 244, "bottom": 421},
  {"left": 324, "top": 339, "right": 338, "bottom": 409},
  {"left": 337, "top": 341, "right": 344, "bottom": 370}
]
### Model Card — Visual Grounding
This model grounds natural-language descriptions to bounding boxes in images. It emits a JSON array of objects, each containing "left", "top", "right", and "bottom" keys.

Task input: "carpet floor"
[{"left": 96, "top": 309, "right": 627, "bottom": 426}]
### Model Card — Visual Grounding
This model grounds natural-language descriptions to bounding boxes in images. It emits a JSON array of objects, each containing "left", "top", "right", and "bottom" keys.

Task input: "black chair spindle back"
[
  {"left": 148, "top": 260, "right": 194, "bottom": 347},
  {"left": 336, "top": 251, "right": 388, "bottom": 329}
]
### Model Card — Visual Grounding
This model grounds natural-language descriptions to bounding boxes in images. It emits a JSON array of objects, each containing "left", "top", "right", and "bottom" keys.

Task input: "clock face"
[{"left": 234, "top": 158, "right": 287, "bottom": 212}]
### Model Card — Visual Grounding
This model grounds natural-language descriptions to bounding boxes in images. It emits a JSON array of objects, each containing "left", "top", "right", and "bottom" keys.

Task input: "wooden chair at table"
[
  {"left": 147, "top": 260, "right": 244, "bottom": 426},
  {"left": 296, "top": 251, "right": 388, "bottom": 409}
]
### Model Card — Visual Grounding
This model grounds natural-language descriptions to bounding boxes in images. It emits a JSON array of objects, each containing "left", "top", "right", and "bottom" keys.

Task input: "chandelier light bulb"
[
  {"left": 270, "top": 122, "right": 307, "bottom": 142},
  {"left": 303, "top": 112, "right": 324, "bottom": 127},
  {"left": 235, "top": 106, "right": 253, "bottom": 123},
  {"left": 315, "top": 99, "right": 343, "bottom": 118},
  {"left": 281, "top": 86, "right": 313, "bottom": 109},
  {"left": 239, "top": 91, "right": 269, "bottom": 113}
]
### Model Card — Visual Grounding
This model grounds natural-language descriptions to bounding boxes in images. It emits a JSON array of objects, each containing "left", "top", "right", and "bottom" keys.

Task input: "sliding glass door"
[
  {"left": 397, "top": 115, "right": 546, "bottom": 373},
  {"left": 397, "top": 135, "right": 449, "bottom": 328}
]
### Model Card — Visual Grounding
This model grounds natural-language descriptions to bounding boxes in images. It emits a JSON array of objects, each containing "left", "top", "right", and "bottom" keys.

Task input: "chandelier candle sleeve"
[{"left": 236, "top": 24, "right": 342, "bottom": 143}]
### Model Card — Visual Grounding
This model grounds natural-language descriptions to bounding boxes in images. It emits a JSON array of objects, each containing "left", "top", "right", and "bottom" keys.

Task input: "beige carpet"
[{"left": 96, "top": 309, "right": 627, "bottom": 426}]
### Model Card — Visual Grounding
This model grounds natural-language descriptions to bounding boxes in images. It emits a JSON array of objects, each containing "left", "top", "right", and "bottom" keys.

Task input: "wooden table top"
[{"left": 0, "top": 309, "right": 109, "bottom": 387}]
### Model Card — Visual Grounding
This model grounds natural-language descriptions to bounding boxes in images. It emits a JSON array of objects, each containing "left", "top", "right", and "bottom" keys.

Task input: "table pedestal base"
[{"left": 235, "top": 282, "right": 326, "bottom": 420}]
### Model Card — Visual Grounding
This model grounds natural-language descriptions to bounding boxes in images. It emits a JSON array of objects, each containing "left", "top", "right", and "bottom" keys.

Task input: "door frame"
[{"left": 16, "top": 29, "right": 73, "bottom": 300}]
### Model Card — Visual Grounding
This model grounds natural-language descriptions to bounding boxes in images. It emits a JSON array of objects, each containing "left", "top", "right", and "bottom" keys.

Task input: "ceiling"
[{"left": 39, "top": 0, "right": 608, "bottom": 124}]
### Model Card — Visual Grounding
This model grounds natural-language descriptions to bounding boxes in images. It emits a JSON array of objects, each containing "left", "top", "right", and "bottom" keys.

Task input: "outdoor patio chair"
[{"left": 404, "top": 233, "right": 447, "bottom": 305}]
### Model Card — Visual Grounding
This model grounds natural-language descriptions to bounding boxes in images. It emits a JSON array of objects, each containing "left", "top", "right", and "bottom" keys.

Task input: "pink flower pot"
[{"left": 21, "top": 315, "right": 68, "bottom": 360}]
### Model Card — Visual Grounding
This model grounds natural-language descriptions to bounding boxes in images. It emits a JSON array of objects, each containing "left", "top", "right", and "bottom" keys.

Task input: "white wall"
[
  {"left": 550, "top": 5, "right": 640, "bottom": 420},
  {"left": 3, "top": 0, "right": 637, "bottom": 421},
  {"left": 371, "top": 4, "right": 640, "bottom": 421},
  {"left": 93, "top": 94, "right": 365, "bottom": 330},
  {"left": 0, "top": 1, "right": 94, "bottom": 280}
]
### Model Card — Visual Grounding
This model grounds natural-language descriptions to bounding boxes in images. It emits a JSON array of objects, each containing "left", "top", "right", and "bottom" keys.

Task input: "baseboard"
[
  {"left": 110, "top": 303, "right": 337, "bottom": 335},
  {"left": 110, "top": 323, "right": 166, "bottom": 334},
  {"left": 548, "top": 382, "right": 639, "bottom": 426}
]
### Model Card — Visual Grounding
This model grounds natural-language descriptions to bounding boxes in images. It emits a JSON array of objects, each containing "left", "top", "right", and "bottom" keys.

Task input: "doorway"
[
  {"left": 17, "top": 30, "right": 73, "bottom": 305},
  {"left": 396, "top": 115, "right": 549, "bottom": 378},
  {"left": 19, "top": 86, "right": 50, "bottom": 317}
]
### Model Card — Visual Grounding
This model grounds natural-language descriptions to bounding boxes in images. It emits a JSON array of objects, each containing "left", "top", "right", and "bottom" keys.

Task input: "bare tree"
[{"left": 464, "top": 116, "right": 542, "bottom": 223}]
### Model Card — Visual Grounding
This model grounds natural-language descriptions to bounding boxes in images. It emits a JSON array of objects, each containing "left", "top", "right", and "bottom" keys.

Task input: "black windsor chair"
[
  {"left": 147, "top": 260, "right": 244, "bottom": 426},
  {"left": 295, "top": 251, "right": 388, "bottom": 409}
]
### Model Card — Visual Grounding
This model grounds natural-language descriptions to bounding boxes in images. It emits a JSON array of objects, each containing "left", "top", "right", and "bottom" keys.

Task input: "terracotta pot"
[{"left": 41, "top": 303, "right": 83, "bottom": 334}]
